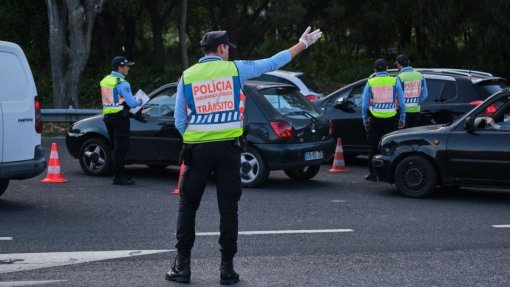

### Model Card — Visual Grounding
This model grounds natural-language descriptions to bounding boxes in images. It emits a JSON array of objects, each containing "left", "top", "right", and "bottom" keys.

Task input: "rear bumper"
[
  {"left": 254, "top": 138, "right": 336, "bottom": 170},
  {"left": 372, "top": 154, "right": 393, "bottom": 183},
  {"left": 0, "top": 145, "right": 47, "bottom": 180}
]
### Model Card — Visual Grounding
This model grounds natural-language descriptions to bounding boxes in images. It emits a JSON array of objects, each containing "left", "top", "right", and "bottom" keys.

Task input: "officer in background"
[
  {"left": 166, "top": 27, "right": 322, "bottom": 285},
  {"left": 361, "top": 59, "right": 406, "bottom": 181},
  {"left": 395, "top": 54, "right": 429, "bottom": 128},
  {"left": 100, "top": 56, "right": 141, "bottom": 185}
]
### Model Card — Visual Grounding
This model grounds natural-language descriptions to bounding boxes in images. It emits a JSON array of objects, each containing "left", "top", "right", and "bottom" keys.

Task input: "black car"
[
  {"left": 65, "top": 81, "right": 335, "bottom": 188},
  {"left": 373, "top": 88, "right": 510, "bottom": 198},
  {"left": 315, "top": 68, "right": 507, "bottom": 158}
]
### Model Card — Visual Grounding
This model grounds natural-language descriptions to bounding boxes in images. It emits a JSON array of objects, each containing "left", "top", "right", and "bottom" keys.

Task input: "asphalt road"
[{"left": 1, "top": 137, "right": 510, "bottom": 286}]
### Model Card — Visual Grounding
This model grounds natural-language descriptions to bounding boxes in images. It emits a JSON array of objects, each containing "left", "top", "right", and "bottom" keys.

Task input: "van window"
[{"left": 0, "top": 52, "right": 29, "bottom": 101}]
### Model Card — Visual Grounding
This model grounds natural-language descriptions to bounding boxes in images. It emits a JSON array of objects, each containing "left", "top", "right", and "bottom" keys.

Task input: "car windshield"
[
  {"left": 142, "top": 87, "right": 177, "bottom": 117},
  {"left": 260, "top": 87, "right": 321, "bottom": 118},
  {"left": 297, "top": 74, "right": 322, "bottom": 93}
]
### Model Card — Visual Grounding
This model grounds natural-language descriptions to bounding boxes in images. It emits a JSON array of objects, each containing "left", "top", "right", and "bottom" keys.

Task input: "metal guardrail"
[{"left": 41, "top": 109, "right": 101, "bottom": 123}]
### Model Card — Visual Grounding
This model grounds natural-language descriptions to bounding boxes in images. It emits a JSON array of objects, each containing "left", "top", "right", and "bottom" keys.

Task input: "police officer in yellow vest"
[
  {"left": 395, "top": 54, "right": 429, "bottom": 128},
  {"left": 100, "top": 56, "right": 141, "bottom": 185},
  {"left": 361, "top": 59, "right": 406, "bottom": 181},
  {"left": 166, "top": 27, "right": 322, "bottom": 285}
]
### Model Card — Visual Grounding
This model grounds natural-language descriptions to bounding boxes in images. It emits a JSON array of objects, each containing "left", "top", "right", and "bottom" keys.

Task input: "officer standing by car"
[
  {"left": 395, "top": 54, "right": 429, "bottom": 128},
  {"left": 166, "top": 27, "right": 322, "bottom": 285},
  {"left": 362, "top": 58, "right": 406, "bottom": 181},
  {"left": 100, "top": 56, "right": 141, "bottom": 185}
]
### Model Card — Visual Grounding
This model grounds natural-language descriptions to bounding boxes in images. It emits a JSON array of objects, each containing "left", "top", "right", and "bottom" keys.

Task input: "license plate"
[{"left": 304, "top": 151, "right": 323, "bottom": 161}]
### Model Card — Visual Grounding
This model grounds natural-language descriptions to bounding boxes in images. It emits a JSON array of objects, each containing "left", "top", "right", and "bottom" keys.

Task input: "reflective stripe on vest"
[
  {"left": 368, "top": 76, "right": 398, "bottom": 118},
  {"left": 398, "top": 70, "right": 424, "bottom": 113},
  {"left": 182, "top": 60, "right": 243, "bottom": 144},
  {"left": 100, "top": 75, "right": 126, "bottom": 115}
]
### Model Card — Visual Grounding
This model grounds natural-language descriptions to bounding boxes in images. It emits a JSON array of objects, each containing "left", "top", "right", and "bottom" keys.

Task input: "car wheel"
[
  {"left": 0, "top": 179, "right": 9, "bottom": 197},
  {"left": 284, "top": 165, "right": 321, "bottom": 180},
  {"left": 394, "top": 155, "right": 438, "bottom": 198},
  {"left": 79, "top": 137, "right": 112, "bottom": 176},
  {"left": 240, "top": 147, "right": 269, "bottom": 188}
]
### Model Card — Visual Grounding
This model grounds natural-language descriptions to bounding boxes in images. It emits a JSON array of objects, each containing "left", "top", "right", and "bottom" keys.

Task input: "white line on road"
[
  {"left": 492, "top": 225, "right": 510, "bottom": 228},
  {"left": 0, "top": 237, "right": 13, "bottom": 240},
  {"left": 0, "top": 250, "right": 174, "bottom": 274},
  {"left": 197, "top": 229, "right": 354, "bottom": 236},
  {"left": 0, "top": 281, "right": 67, "bottom": 286}
]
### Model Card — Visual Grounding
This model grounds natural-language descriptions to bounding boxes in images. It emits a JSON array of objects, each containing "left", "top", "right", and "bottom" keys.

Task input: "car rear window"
[
  {"left": 297, "top": 74, "right": 322, "bottom": 93},
  {"left": 475, "top": 82, "right": 507, "bottom": 99},
  {"left": 260, "top": 87, "right": 321, "bottom": 118}
]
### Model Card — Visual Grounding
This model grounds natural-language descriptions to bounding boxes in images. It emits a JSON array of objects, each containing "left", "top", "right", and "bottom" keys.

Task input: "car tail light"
[
  {"left": 34, "top": 97, "right": 43, "bottom": 133},
  {"left": 270, "top": 121, "right": 294, "bottom": 139},
  {"left": 469, "top": 100, "right": 496, "bottom": 114},
  {"left": 305, "top": 94, "right": 320, "bottom": 101}
]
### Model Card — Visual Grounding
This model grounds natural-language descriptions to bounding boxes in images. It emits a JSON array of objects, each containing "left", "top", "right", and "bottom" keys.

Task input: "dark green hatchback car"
[{"left": 66, "top": 81, "right": 335, "bottom": 188}]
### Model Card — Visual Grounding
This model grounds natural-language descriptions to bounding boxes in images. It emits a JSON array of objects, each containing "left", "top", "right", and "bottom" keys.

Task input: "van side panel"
[
  {"left": 0, "top": 104, "right": 3, "bottom": 162},
  {"left": 0, "top": 42, "right": 40, "bottom": 162}
]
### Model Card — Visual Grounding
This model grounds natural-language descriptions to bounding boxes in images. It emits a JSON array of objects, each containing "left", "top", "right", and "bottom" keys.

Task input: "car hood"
[{"left": 387, "top": 124, "right": 446, "bottom": 136}]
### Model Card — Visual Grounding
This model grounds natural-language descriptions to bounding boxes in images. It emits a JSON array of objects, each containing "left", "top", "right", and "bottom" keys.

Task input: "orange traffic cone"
[
  {"left": 171, "top": 163, "right": 185, "bottom": 195},
  {"left": 329, "top": 138, "right": 348, "bottom": 173},
  {"left": 41, "top": 142, "right": 67, "bottom": 183}
]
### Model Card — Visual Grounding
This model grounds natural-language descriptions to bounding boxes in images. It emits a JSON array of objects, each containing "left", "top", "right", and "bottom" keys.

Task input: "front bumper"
[
  {"left": 254, "top": 138, "right": 336, "bottom": 170},
  {"left": 372, "top": 154, "right": 393, "bottom": 183},
  {"left": 0, "top": 145, "right": 47, "bottom": 180}
]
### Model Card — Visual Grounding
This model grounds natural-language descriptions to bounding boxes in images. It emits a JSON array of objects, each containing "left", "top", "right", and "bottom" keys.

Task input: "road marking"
[
  {"left": 0, "top": 237, "right": 13, "bottom": 240},
  {"left": 330, "top": 200, "right": 346, "bottom": 203},
  {"left": 0, "top": 280, "right": 67, "bottom": 286},
  {"left": 492, "top": 225, "right": 510, "bottom": 228},
  {"left": 197, "top": 229, "right": 354, "bottom": 236},
  {"left": 0, "top": 249, "right": 174, "bottom": 274}
]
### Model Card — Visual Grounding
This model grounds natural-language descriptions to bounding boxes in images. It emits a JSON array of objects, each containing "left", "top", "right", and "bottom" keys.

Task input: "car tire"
[
  {"left": 394, "top": 155, "right": 438, "bottom": 198},
  {"left": 79, "top": 137, "right": 112, "bottom": 176},
  {"left": 284, "top": 165, "right": 321, "bottom": 181},
  {"left": 0, "top": 179, "right": 9, "bottom": 197},
  {"left": 241, "top": 147, "right": 269, "bottom": 188}
]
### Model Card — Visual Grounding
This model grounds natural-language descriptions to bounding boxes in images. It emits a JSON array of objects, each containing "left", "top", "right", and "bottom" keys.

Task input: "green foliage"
[{"left": 2, "top": 0, "right": 509, "bottom": 106}]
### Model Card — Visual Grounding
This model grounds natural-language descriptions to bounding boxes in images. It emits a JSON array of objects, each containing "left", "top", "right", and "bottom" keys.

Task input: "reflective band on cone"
[
  {"left": 171, "top": 163, "right": 185, "bottom": 195},
  {"left": 329, "top": 138, "right": 348, "bottom": 173},
  {"left": 41, "top": 142, "right": 67, "bottom": 183}
]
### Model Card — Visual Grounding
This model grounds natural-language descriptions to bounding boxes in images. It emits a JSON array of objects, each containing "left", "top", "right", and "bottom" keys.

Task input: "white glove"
[{"left": 299, "top": 26, "right": 322, "bottom": 48}]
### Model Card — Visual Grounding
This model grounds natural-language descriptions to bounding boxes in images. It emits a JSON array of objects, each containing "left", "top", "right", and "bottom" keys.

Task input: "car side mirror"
[
  {"left": 464, "top": 117, "right": 474, "bottom": 131},
  {"left": 334, "top": 97, "right": 345, "bottom": 108}
]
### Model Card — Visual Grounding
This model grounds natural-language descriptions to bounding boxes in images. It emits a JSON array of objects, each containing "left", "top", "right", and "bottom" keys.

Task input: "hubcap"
[
  {"left": 82, "top": 143, "right": 107, "bottom": 172},
  {"left": 403, "top": 164, "right": 426, "bottom": 190},
  {"left": 240, "top": 152, "right": 259, "bottom": 183}
]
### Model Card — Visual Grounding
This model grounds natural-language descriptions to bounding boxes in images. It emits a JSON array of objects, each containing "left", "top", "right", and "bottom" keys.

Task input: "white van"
[{"left": 0, "top": 41, "right": 46, "bottom": 197}]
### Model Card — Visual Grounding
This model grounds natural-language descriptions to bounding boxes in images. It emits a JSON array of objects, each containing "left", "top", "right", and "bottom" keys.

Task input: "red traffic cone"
[
  {"left": 171, "top": 163, "right": 185, "bottom": 195},
  {"left": 329, "top": 138, "right": 348, "bottom": 173},
  {"left": 41, "top": 143, "right": 67, "bottom": 183}
]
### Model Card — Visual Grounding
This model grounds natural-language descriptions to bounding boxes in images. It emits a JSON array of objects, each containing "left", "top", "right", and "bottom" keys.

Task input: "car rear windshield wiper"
[{"left": 283, "top": 110, "right": 318, "bottom": 122}]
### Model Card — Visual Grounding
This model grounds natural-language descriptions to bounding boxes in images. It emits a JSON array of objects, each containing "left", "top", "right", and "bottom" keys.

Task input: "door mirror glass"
[
  {"left": 335, "top": 97, "right": 345, "bottom": 107},
  {"left": 464, "top": 117, "right": 474, "bottom": 131}
]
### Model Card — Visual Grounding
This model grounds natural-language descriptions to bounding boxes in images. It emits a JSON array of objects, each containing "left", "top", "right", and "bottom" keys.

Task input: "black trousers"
[
  {"left": 175, "top": 140, "right": 242, "bottom": 259},
  {"left": 103, "top": 113, "right": 130, "bottom": 178},
  {"left": 405, "top": 112, "right": 421, "bottom": 128},
  {"left": 366, "top": 114, "right": 398, "bottom": 174}
]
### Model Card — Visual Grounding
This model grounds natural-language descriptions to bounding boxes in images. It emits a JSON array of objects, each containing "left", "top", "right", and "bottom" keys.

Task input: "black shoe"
[
  {"left": 365, "top": 173, "right": 377, "bottom": 181},
  {"left": 112, "top": 176, "right": 135, "bottom": 185},
  {"left": 220, "top": 260, "right": 239, "bottom": 285},
  {"left": 166, "top": 254, "right": 191, "bottom": 283}
]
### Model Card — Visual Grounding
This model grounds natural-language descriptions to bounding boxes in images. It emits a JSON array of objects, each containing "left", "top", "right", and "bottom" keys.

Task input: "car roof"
[
  {"left": 244, "top": 80, "right": 299, "bottom": 90},
  {"left": 266, "top": 70, "right": 304, "bottom": 77},
  {"left": 381, "top": 68, "right": 506, "bottom": 84}
]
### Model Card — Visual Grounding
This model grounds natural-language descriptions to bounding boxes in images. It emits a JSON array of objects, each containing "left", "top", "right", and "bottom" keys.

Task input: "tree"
[
  {"left": 180, "top": 0, "right": 189, "bottom": 69},
  {"left": 45, "top": 0, "right": 105, "bottom": 108}
]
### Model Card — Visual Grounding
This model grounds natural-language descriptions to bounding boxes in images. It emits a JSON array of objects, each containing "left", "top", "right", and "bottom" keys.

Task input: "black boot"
[
  {"left": 220, "top": 259, "right": 239, "bottom": 285},
  {"left": 165, "top": 254, "right": 191, "bottom": 283}
]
